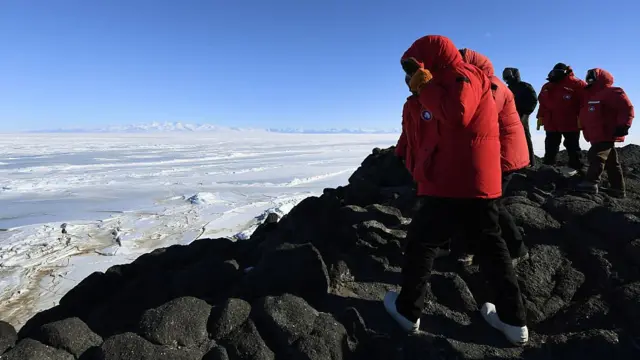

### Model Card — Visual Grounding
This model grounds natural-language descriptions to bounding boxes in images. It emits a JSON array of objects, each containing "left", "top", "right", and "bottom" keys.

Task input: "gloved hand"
[
  {"left": 613, "top": 125, "right": 630, "bottom": 137},
  {"left": 537, "top": 117, "right": 543, "bottom": 130},
  {"left": 409, "top": 68, "right": 433, "bottom": 95},
  {"left": 401, "top": 57, "right": 422, "bottom": 75}
]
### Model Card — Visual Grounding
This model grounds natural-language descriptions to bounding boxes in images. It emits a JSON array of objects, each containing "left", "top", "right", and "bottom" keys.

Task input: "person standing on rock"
[
  {"left": 536, "top": 63, "right": 587, "bottom": 171},
  {"left": 384, "top": 35, "right": 528, "bottom": 346},
  {"left": 576, "top": 68, "right": 634, "bottom": 197},
  {"left": 502, "top": 67, "right": 538, "bottom": 166},
  {"left": 459, "top": 48, "right": 530, "bottom": 264}
]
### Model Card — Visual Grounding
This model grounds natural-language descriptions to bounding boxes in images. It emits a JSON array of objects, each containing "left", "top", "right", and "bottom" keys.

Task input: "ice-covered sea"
[{"left": 0, "top": 132, "right": 398, "bottom": 328}]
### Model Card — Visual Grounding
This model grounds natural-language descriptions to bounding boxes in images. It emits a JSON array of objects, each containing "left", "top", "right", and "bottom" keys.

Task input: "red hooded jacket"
[
  {"left": 460, "top": 49, "right": 530, "bottom": 173},
  {"left": 536, "top": 72, "right": 587, "bottom": 132},
  {"left": 401, "top": 35, "right": 502, "bottom": 199},
  {"left": 579, "top": 68, "right": 634, "bottom": 144}
]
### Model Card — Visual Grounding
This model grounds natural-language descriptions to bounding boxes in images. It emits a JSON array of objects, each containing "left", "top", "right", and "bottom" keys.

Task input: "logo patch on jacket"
[
  {"left": 421, "top": 110, "right": 432, "bottom": 121},
  {"left": 563, "top": 94, "right": 572, "bottom": 100},
  {"left": 588, "top": 106, "right": 596, "bottom": 112}
]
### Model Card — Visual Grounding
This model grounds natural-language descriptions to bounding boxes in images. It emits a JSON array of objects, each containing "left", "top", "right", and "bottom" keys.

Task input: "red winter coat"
[
  {"left": 537, "top": 73, "right": 587, "bottom": 132},
  {"left": 460, "top": 49, "right": 530, "bottom": 173},
  {"left": 579, "top": 68, "right": 635, "bottom": 144},
  {"left": 401, "top": 35, "right": 502, "bottom": 199}
]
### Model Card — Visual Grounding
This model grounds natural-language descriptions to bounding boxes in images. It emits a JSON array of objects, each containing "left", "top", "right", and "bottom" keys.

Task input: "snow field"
[{"left": 0, "top": 132, "right": 398, "bottom": 328}]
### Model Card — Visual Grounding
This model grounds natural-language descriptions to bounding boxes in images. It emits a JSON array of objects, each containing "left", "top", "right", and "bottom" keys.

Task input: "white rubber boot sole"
[
  {"left": 384, "top": 291, "right": 420, "bottom": 333},
  {"left": 481, "top": 302, "right": 528, "bottom": 346}
]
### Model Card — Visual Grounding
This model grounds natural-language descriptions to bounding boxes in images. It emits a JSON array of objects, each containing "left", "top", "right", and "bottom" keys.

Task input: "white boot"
[
  {"left": 384, "top": 291, "right": 420, "bottom": 333},
  {"left": 481, "top": 302, "right": 528, "bottom": 346}
]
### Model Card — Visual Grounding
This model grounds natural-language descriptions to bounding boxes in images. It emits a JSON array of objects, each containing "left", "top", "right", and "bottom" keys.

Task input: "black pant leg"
[
  {"left": 396, "top": 196, "right": 458, "bottom": 322},
  {"left": 543, "top": 132, "right": 562, "bottom": 165},
  {"left": 465, "top": 198, "right": 527, "bottom": 327},
  {"left": 562, "top": 131, "right": 584, "bottom": 170},
  {"left": 500, "top": 172, "right": 526, "bottom": 257},
  {"left": 520, "top": 113, "right": 535, "bottom": 166},
  {"left": 498, "top": 200, "right": 526, "bottom": 258},
  {"left": 604, "top": 145, "right": 625, "bottom": 192}
]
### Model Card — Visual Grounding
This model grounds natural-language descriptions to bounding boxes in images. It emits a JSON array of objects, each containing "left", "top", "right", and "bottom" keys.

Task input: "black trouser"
[
  {"left": 500, "top": 172, "right": 527, "bottom": 258},
  {"left": 396, "top": 196, "right": 527, "bottom": 326},
  {"left": 455, "top": 173, "right": 526, "bottom": 258},
  {"left": 586, "top": 142, "right": 625, "bottom": 191},
  {"left": 519, "top": 113, "right": 535, "bottom": 166},
  {"left": 543, "top": 131, "right": 583, "bottom": 170}
]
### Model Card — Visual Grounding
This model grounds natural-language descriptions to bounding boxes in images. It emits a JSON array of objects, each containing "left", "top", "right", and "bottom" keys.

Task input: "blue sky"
[{"left": 0, "top": 0, "right": 638, "bottom": 132}]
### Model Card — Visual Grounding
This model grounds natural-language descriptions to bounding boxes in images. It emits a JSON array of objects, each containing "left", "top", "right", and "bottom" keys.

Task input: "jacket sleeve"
[
  {"left": 395, "top": 105, "right": 409, "bottom": 157},
  {"left": 610, "top": 88, "right": 635, "bottom": 127},
  {"left": 535, "top": 84, "right": 549, "bottom": 119},
  {"left": 520, "top": 82, "right": 538, "bottom": 114},
  {"left": 573, "top": 79, "right": 589, "bottom": 110},
  {"left": 417, "top": 72, "right": 479, "bottom": 128},
  {"left": 395, "top": 129, "right": 408, "bottom": 157}
]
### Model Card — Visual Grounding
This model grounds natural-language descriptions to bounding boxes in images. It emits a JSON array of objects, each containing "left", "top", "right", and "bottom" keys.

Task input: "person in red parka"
[
  {"left": 458, "top": 48, "right": 529, "bottom": 263},
  {"left": 536, "top": 63, "right": 587, "bottom": 170},
  {"left": 383, "top": 35, "right": 528, "bottom": 346},
  {"left": 576, "top": 68, "right": 634, "bottom": 197}
]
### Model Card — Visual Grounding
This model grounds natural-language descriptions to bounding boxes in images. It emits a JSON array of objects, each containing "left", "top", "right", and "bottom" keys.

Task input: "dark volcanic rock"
[
  {"left": 208, "top": 298, "right": 252, "bottom": 341},
  {"left": 527, "top": 330, "right": 624, "bottom": 359},
  {"left": 32, "top": 317, "right": 102, "bottom": 358},
  {"left": 516, "top": 245, "right": 585, "bottom": 324},
  {"left": 505, "top": 196, "right": 561, "bottom": 234},
  {"left": 9, "top": 144, "right": 640, "bottom": 360},
  {"left": 1, "top": 338, "right": 74, "bottom": 360},
  {"left": 611, "top": 282, "right": 640, "bottom": 336},
  {"left": 139, "top": 296, "right": 211, "bottom": 347},
  {"left": 202, "top": 344, "right": 230, "bottom": 360},
  {"left": 241, "top": 243, "right": 330, "bottom": 303},
  {"left": 430, "top": 273, "right": 478, "bottom": 313},
  {"left": 290, "top": 312, "right": 350, "bottom": 360},
  {"left": 0, "top": 320, "right": 17, "bottom": 354},
  {"left": 252, "top": 294, "right": 319, "bottom": 351},
  {"left": 97, "top": 332, "right": 202, "bottom": 360},
  {"left": 220, "top": 320, "right": 274, "bottom": 360}
]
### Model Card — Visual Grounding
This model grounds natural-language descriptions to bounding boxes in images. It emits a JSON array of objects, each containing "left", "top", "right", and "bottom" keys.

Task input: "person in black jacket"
[{"left": 503, "top": 68, "right": 538, "bottom": 166}]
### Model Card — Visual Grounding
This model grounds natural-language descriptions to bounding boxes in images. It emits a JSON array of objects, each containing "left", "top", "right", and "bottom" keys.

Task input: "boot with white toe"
[
  {"left": 384, "top": 291, "right": 420, "bottom": 333},
  {"left": 481, "top": 302, "right": 528, "bottom": 346}
]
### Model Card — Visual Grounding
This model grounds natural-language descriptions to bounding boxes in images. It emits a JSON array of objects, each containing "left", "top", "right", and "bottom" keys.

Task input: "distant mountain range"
[{"left": 26, "top": 122, "right": 400, "bottom": 134}]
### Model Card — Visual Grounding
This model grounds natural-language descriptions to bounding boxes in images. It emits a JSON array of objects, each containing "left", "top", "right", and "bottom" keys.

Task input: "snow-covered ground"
[{"left": 0, "top": 132, "right": 397, "bottom": 329}]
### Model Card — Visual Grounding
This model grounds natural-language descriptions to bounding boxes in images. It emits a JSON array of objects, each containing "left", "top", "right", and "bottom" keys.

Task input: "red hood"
[
  {"left": 459, "top": 48, "right": 494, "bottom": 77},
  {"left": 590, "top": 68, "right": 614, "bottom": 89},
  {"left": 401, "top": 35, "right": 463, "bottom": 73}
]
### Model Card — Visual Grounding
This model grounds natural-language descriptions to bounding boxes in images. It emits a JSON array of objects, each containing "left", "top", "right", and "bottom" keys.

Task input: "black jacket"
[{"left": 504, "top": 68, "right": 538, "bottom": 115}]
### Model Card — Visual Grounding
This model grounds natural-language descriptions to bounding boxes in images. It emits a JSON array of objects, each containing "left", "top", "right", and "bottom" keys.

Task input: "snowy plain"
[
  {"left": 0, "top": 132, "right": 398, "bottom": 329},
  {"left": 0, "top": 129, "right": 632, "bottom": 329}
]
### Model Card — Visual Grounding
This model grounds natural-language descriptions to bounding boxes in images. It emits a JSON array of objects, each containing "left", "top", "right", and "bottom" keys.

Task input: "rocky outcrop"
[{"left": 3, "top": 145, "right": 640, "bottom": 359}]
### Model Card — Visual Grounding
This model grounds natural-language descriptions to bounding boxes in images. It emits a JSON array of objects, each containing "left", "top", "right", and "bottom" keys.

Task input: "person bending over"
[{"left": 383, "top": 35, "right": 528, "bottom": 346}]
